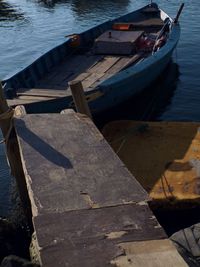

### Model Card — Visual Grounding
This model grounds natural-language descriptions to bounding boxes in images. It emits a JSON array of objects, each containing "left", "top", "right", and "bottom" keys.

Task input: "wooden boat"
[
  {"left": 2, "top": 2, "right": 183, "bottom": 114},
  {"left": 102, "top": 120, "right": 200, "bottom": 208}
]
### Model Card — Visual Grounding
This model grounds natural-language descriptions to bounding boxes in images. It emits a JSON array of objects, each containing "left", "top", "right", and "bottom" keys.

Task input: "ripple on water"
[{"left": 0, "top": 0, "right": 200, "bottom": 216}]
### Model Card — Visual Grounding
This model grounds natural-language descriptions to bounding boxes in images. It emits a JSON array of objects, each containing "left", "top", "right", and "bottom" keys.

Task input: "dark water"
[
  {"left": 1, "top": 0, "right": 199, "bottom": 122},
  {"left": 0, "top": 0, "right": 199, "bottom": 227}
]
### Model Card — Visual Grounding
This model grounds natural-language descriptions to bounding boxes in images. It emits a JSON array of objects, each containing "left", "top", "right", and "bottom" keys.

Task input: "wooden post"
[
  {"left": 0, "top": 82, "right": 32, "bottom": 224},
  {"left": 69, "top": 80, "right": 92, "bottom": 119},
  {"left": 0, "top": 82, "right": 12, "bottom": 138}
]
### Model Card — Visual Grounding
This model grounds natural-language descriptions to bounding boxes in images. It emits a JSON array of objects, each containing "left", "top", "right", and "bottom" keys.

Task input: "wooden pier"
[{"left": 1, "top": 109, "right": 186, "bottom": 266}]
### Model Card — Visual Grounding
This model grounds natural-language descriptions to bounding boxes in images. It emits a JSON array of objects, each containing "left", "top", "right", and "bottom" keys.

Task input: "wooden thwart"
[{"left": 17, "top": 88, "right": 68, "bottom": 98}]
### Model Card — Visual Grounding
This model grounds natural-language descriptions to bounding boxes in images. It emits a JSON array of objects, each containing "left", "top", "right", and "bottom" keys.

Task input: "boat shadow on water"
[{"left": 95, "top": 59, "right": 180, "bottom": 128}]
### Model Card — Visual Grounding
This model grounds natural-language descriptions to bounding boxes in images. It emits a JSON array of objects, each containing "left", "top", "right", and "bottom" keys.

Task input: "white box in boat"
[{"left": 94, "top": 30, "right": 144, "bottom": 55}]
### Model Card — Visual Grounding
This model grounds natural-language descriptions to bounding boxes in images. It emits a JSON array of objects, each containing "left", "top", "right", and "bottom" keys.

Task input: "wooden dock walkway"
[{"left": 3, "top": 109, "right": 188, "bottom": 266}]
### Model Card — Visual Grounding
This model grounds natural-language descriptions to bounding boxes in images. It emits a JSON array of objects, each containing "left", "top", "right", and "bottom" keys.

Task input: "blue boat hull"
[{"left": 2, "top": 3, "right": 181, "bottom": 114}]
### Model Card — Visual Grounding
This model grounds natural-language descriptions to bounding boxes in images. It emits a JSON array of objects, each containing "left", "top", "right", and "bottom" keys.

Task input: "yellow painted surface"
[{"left": 102, "top": 121, "right": 200, "bottom": 203}]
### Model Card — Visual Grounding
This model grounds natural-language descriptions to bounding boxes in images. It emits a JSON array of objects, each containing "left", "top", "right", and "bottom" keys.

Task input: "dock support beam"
[
  {"left": 0, "top": 82, "right": 13, "bottom": 139},
  {"left": 69, "top": 80, "right": 92, "bottom": 119},
  {"left": 0, "top": 82, "right": 32, "bottom": 224}
]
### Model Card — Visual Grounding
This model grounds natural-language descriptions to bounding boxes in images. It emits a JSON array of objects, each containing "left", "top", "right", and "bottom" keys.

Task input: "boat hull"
[
  {"left": 7, "top": 50, "right": 174, "bottom": 114},
  {"left": 2, "top": 3, "right": 181, "bottom": 114}
]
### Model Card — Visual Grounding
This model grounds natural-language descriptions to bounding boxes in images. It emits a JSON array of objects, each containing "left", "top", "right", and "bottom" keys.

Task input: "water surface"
[{"left": 0, "top": 0, "right": 200, "bottom": 216}]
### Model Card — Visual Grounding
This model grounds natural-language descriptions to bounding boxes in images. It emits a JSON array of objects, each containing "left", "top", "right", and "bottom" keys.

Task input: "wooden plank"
[
  {"left": 7, "top": 98, "right": 46, "bottom": 106},
  {"left": 107, "top": 57, "right": 132, "bottom": 74},
  {"left": 33, "top": 204, "right": 166, "bottom": 267},
  {"left": 107, "top": 53, "right": 143, "bottom": 74},
  {"left": 86, "top": 53, "right": 144, "bottom": 90},
  {"left": 14, "top": 112, "right": 149, "bottom": 216},
  {"left": 82, "top": 72, "right": 106, "bottom": 90},
  {"left": 72, "top": 71, "right": 91, "bottom": 82},
  {"left": 87, "top": 73, "right": 113, "bottom": 89},
  {"left": 88, "top": 56, "right": 120, "bottom": 74},
  {"left": 17, "top": 95, "right": 53, "bottom": 101},
  {"left": 133, "top": 18, "right": 164, "bottom": 27},
  {"left": 36, "top": 55, "right": 102, "bottom": 88},
  {"left": 0, "top": 83, "right": 32, "bottom": 223},
  {"left": 82, "top": 54, "right": 143, "bottom": 90},
  {"left": 17, "top": 88, "right": 68, "bottom": 98},
  {"left": 111, "top": 239, "right": 188, "bottom": 267}
]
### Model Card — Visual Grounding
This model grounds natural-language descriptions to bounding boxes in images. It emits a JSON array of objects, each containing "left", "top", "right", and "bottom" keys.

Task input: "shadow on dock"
[{"left": 16, "top": 119, "right": 73, "bottom": 168}]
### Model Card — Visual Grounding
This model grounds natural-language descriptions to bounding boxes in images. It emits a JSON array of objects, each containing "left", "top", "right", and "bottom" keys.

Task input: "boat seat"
[
  {"left": 16, "top": 88, "right": 68, "bottom": 98},
  {"left": 132, "top": 18, "right": 164, "bottom": 30}
]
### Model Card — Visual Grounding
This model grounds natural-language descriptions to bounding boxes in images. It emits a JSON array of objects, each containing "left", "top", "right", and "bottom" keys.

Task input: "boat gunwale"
[
  {"left": 2, "top": 3, "right": 167, "bottom": 91},
  {"left": 2, "top": 2, "right": 181, "bottom": 114}
]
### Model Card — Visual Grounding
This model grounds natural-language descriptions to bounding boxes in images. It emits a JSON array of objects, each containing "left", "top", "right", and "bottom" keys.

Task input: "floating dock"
[
  {"left": 7, "top": 109, "right": 187, "bottom": 266},
  {"left": 103, "top": 120, "right": 200, "bottom": 207}
]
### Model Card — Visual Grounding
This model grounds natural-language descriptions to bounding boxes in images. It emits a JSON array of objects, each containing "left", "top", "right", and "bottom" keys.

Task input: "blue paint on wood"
[{"left": 2, "top": 3, "right": 180, "bottom": 114}]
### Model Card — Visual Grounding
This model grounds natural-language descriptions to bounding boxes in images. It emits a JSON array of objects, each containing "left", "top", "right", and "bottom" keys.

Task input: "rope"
[{"left": 110, "top": 123, "right": 149, "bottom": 154}]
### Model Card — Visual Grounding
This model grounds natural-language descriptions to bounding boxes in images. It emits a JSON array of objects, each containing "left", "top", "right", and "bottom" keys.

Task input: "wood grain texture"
[
  {"left": 33, "top": 204, "right": 166, "bottom": 267},
  {"left": 112, "top": 239, "right": 188, "bottom": 267},
  {"left": 69, "top": 80, "right": 92, "bottom": 118},
  {"left": 17, "top": 88, "right": 68, "bottom": 98}
]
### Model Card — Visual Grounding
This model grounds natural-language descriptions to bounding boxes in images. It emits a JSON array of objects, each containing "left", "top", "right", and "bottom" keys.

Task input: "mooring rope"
[{"left": 109, "top": 123, "right": 149, "bottom": 154}]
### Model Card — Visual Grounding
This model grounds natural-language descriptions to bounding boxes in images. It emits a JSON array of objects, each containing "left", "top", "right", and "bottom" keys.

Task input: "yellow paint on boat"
[{"left": 102, "top": 121, "right": 200, "bottom": 204}]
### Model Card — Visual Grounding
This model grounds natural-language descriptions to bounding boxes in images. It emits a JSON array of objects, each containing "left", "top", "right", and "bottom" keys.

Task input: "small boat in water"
[
  {"left": 102, "top": 120, "right": 200, "bottom": 207},
  {"left": 2, "top": 2, "right": 183, "bottom": 114}
]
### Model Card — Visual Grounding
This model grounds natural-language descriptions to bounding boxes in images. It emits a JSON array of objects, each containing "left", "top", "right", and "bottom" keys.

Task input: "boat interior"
[{"left": 7, "top": 4, "right": 170, "bottom": 106}]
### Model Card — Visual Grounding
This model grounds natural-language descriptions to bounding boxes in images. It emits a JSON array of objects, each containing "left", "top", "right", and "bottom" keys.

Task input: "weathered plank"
[
  {"left": 88, "top": 56, "right": 120, "bottom": 74},
  {"left": 69, "top": 80, "right": 92, "bottom": 118},
  {"left": 14, "top": 111, "right": 149, "bottom": 216},
  {"left": 17, "top": 95, "right": 56, "bottom": 101},
  {"left": 107, "top": 53, "right": 143, "bottom": 74},
  {"left": 132, "top": 18, "right": 164, "bottom": 28},
  {"left": 82, "top": 72, "right": 106, "bottom": 90},
  {"left": 36, "top": 55, "right": 102, "bottom": 88},
  {"left": 17, "top": 88, "right": 68, "bottom": 98},
  {"left": 112, "top": 239, "right": 188, "bottom": 267},
  {"left": 7, "top": 98, "right": 48, "bottom": 106},
  {"left": 33, "top": 204, "right": 166, "bottom": 267}
]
